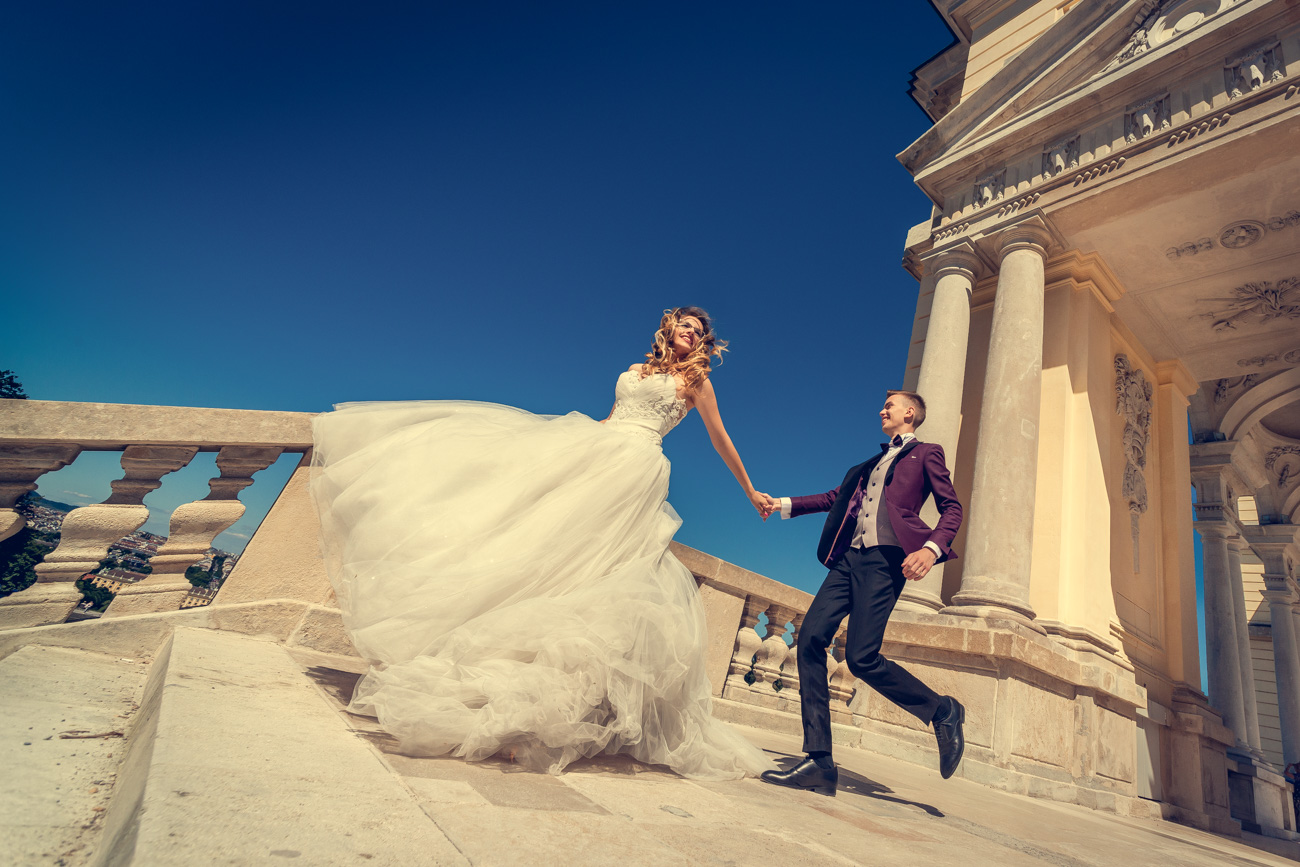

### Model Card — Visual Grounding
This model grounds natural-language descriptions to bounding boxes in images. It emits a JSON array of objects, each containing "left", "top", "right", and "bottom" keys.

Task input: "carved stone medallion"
[{"left": 1219, "top": 221, "right": 1264, "bottom": 248}]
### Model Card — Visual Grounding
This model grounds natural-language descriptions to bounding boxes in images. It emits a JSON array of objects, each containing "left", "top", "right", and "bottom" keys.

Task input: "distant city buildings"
[{"left": 16, "top": 492, "right": 240, "bottom": 609}]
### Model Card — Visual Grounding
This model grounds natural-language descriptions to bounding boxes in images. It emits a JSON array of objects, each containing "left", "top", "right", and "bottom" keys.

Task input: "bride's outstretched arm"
[{"left": 691, "top": 379, "right": 771, "bottom": 517}]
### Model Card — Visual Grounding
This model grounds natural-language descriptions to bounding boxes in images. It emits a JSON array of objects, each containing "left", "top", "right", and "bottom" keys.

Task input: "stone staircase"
[{"left": 5, "top": 625, "right": 1300, "bottom": 866}]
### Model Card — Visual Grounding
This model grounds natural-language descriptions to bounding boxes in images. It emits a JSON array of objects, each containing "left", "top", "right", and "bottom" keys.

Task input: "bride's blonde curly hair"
[{"left": 642, "top": 306, "right": 727, "bottom": 392}]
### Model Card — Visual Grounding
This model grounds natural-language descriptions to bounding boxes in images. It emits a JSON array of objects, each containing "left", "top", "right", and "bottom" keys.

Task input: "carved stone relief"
[
  {"left": 1115, "top": 354, "right": 1153, "bottom": 571},
  {"left": 1104, "top": 1, "right": 1240, "bottom": 74},
  {"left": 1125, "top": 93, "right": 1171, "bottom": 142},
  {"left": 1197, "top": 276, "right": 1300, "bottom": 331},
  {"left": 973, "top": 169, "right": 1006, "bottom": 208},
  {"left": 1041, "top": 136, "right": 1080, "bottom": 178},
  {"left": 1267, "top": 211, "right": 1300, "bottom": 231},
  {"left": 1265, "top": 446, "right": 1300, "bottom": 487},
  {"left": 1213, "top": 374, "right": 1262, "bottom": 404},
  {"left": 1219, "top": 221, "right": 1265, "bottom": 249},
  {"left": 1238, "top": 350, "right": 1300, "bottom": 368},
  {"left": 1166, "top": 237, "right": 1213, "bottom": 260},
  {"left": 1166, "top": 211, "right": 1299, "bottom": 259},
  {"left": 1225, "top": 42, "right": 1286, "bottom": 99}
]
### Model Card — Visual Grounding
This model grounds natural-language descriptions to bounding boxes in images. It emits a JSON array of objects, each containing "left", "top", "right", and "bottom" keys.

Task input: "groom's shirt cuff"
[
  {"left": 923, "top": 541, "right": 942, "bottom": 558},
  {"left": 779, "top": 497, "right": 792, "bottom": 520}
]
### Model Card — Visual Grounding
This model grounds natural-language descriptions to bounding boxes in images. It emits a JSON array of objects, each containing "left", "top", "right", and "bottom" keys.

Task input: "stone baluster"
[
  {"left": 1197, "top": 518, "right": 1249, "bottom": 749},
  {"left": 944, "top": 217, "right": 1055, "bottom": 627},
  {"left": 899, "top": 244, "right": 980, "bottom": 613},
  {"left": 0, "top": 445, "right": 84, "bottom": 628},
  {"left": 106, "top": 446, "right": 283, "bottom": 617},
  {"left": 1226, "top": 533, "right": 1264, "bottom": 756},
  {"left": 727, "top": 596, "right": 766, "bottom": 691},
  {"left": 0, "top": 445, "right": 82, "bottom": 543},
  {"left": 29, "top": 446, "right": 197, "bottom": 625},
  {"left": 827, "top": 628, "right": 854, "bottom": 705},
  {"left": 752, "top": 604, "right": 792, "bottom": 689},
  {"left": 778, "top": 610, "right": 805, "bottom": 697}
]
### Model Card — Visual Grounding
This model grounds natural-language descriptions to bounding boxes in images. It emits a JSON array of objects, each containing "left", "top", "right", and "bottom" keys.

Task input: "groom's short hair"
[{"left": 886, "top": 390, "right": 927, "bottom": 428}]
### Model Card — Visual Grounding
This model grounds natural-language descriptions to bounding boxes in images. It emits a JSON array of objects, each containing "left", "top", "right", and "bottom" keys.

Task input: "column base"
[
  {"left": 940, "top": 602, "right": 1046, "bottom": 635},
  {"left": 896, "top": 587, "right": 944, "bottom": 613}
]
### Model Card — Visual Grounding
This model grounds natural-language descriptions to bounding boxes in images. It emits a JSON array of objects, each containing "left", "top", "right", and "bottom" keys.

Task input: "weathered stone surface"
[
  {"left": 216, "top": 459, "right": 333, "bottom": 607},
  {"left": 0, "top": 646, "right": 147, "bottom": 867},
  {"left": 97, "top": 627, "right": 468, "bottom": 866},
  {"left": 286, "top": 604, "right": 359, "bottom": 657}
]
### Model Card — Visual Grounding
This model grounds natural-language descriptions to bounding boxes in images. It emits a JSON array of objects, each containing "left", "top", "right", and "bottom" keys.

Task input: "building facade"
[{"left": 901, "top": 0, "right": 1300, "bottom": 838}]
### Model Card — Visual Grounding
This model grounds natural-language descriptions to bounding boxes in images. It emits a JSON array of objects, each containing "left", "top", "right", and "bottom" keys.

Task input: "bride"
[{"left": 310, "top": 307, "right": 775, "bottom": 779}]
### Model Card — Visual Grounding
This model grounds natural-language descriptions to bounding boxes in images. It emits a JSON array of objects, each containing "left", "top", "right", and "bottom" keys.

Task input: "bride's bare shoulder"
[{"left": 626, "top": 363, "right": 643, "bottom": 373}]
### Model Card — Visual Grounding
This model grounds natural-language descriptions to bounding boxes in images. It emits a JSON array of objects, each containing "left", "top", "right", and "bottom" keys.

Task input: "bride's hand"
[{"left": 750, "top": 490, "right": 775, "bottom": 520}]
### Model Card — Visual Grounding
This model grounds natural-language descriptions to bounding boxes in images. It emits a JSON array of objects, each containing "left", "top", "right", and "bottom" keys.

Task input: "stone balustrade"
[
  {"left": 0, "top": 399, "right": 313, "bottom": 629},
  {"left": 0, "top": 399, "right": 1206, "bottom": 827}
]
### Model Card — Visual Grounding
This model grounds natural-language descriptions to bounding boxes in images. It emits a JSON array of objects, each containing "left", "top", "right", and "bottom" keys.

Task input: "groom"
[{"left": 759, "top": 390, "right": 965, "bottom": 795}]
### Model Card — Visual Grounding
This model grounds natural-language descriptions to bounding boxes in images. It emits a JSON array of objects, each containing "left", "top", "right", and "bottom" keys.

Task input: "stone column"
[
  {"left": 1263, "top": 583, "right": 1300, "bottom": 767},
  {"left": 1198, "top": 521, "right": 1250, "bottom": 748},
  {"left": 1244, "top": 524, "right": 1300, "bottom": 766},
  {"left": 1226, "top": 534, "right": 1264, "bottom": 755},
  {"left": 944, "top": 218, "right": 1054, "bottom": 626},
  {"left": 899, "top": 244, "right": 980, "bottom": 612}
]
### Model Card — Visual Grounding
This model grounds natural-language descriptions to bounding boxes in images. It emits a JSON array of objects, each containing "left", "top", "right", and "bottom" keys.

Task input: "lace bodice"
[{"left": 605, "top": 370, "right": 688, "bottom": 447}]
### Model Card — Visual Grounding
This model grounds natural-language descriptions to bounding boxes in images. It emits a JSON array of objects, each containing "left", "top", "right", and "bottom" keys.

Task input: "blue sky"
[{"left": 4, "top": 1, "right": 956, "bottom": 589}]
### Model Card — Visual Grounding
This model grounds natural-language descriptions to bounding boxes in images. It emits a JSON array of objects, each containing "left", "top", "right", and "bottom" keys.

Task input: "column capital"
[
  {"left": 1194, "top": 517, "right": 1232, "bottom": 539},
  {"left": 1261, "top": 582, "right": 1298, "bottom": 606},
  {"left": 994, "top": 213, "right": 1061, "bottom": 259},
  {"left": 921, "top": 241, "right": 985, "bottom": 280}
]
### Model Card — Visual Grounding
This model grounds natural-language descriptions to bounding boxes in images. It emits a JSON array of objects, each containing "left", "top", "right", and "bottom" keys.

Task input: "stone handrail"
[
  {"left": 0, "top": 398, "right": 1156, "bottom": 815},
  {"left": 0, "top": 399, "right": 315, "bottom": 628},
  {"left": 668, "top": 542, "right": 857, "bottom": 717}
]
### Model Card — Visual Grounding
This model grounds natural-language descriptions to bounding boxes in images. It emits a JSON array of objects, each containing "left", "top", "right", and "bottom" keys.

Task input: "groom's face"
[{"left": 879, "top": 396, "right": 914, "bottom": 435}]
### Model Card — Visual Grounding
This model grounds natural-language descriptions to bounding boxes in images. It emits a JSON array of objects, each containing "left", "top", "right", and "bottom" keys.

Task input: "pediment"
[{"left": 900, "top": 0, "right": 1248, "bottom": 175}]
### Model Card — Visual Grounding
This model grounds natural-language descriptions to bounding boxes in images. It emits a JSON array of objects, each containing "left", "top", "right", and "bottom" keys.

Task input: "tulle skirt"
[{"left": 310, "top": 400, "right": 773, "bottom": 779}]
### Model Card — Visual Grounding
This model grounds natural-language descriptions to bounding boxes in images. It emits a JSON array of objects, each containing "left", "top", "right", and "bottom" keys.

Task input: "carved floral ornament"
[
  {"left": 1196, "top": 275, "right": 1300, "bottom": 332},
  {"left": 1166, "top": 211, "right": 1300, "bottom": 259},
  {"left": 1115, "top": 354, "right": 1153, "bottom": 570},
  {"left": 1237, "top": 350, "right": 1300, "bottom": 369}
]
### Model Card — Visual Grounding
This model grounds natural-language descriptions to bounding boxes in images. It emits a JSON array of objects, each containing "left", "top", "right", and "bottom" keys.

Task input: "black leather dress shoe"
[
  {"left": 760, "top": 757, "right": 838, "bottom": 796},
  {"left": 934, "top": 695, "right": 965, "bottom": 779}
]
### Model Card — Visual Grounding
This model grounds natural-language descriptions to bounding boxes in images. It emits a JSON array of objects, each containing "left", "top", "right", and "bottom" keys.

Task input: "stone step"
[
  {"left": 0, "top": 644, "right": 149, "bottom": 866},
  {"left": 92, "top": 627, "right": 467, "bottom": 866}
]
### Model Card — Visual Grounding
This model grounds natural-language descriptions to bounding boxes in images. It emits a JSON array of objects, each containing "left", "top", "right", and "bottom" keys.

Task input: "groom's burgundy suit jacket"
[{"left": 790, "top": 439, "right": 963, "bottom": 568}]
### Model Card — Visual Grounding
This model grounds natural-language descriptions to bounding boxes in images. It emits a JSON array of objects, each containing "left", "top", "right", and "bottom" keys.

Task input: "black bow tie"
[{"left": 880, "top": 435, "right": 905, "bottom": 452}]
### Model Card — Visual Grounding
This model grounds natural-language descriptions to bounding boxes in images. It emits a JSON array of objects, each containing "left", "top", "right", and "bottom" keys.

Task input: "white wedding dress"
[{"left": 310, "top": 370, "right": 774, "bottom": 779}]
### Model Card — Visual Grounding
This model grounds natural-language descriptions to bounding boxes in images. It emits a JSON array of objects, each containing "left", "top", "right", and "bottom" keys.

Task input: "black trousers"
[{"left": 796, "top": 545, "right": 942, "bottom": 755}]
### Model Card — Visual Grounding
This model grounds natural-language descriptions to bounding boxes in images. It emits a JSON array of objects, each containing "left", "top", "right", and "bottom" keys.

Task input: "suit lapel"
[{"left": 883, "top": 439, "right": 921, "bottom": 487}]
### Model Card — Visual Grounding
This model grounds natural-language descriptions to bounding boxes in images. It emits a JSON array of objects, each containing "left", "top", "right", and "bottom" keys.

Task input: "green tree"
[
  {"left": 0, "top": 527, "right": 42, "bottom": 597},
  {"left": 185, "top": 564, "right": 211, "bottom": 587},
  {"left": 0, "top": 370, "right": 27, "bottom": 400},
  {"left": 74, "top": 576, "right": 115, "bottom": 611}
]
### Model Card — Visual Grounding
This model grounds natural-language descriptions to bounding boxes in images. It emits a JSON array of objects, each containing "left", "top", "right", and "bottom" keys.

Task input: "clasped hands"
[{"left": 746, "top": 490, "right": 937, "bottom": 581}]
